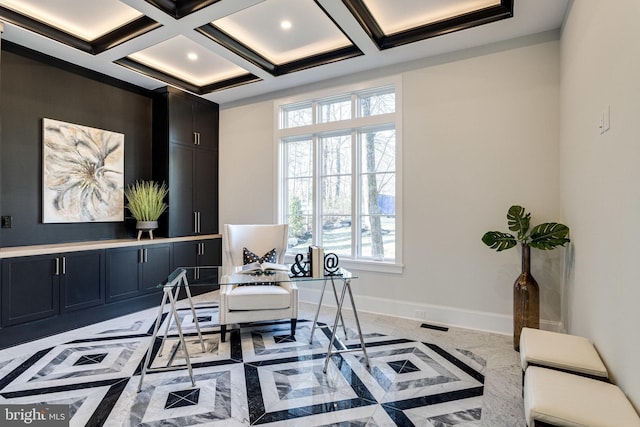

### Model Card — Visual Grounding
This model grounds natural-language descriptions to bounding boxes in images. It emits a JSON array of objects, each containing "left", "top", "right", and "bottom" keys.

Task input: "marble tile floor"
[{"left": 0, "top": 293, "right": 525, "bottom": 426}]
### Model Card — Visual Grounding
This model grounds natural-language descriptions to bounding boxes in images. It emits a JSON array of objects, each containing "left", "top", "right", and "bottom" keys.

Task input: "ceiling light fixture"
[
  {"left": 280, "top": 20, "right": 292, "bottom": 30},
  {"left": 187, "top": 52, "right": 198, "bottom": 61}
]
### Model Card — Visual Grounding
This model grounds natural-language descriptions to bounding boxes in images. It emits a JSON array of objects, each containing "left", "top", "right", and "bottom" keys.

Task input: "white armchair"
[{"left": 219, "top": 224, "right": 298, "bottom": 342}]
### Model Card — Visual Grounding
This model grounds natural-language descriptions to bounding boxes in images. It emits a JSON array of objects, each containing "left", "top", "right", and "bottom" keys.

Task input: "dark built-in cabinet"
[
  {"left": 105, "top": 243, "right": 171, "bottom": 302},
  {"left": 153, "top": 87, "right": 219, "bottom": 238},
  {"left": 172, "top": 238, "right": 221, "bottom": 294},
  {"left": 1, "top": 250, "right": 104, "bottom": 327},
  {"left": 0, "top": 44, "right": 221, "bottom": 347},
  {"left": 168, "top": 145, "right": 218, "bottom": 237},
  {"left": 0, "top": 238, "right": 221, "bottom": 348},
  {"left": 166, "top": 89, "right": 218, "bottom": 150}
]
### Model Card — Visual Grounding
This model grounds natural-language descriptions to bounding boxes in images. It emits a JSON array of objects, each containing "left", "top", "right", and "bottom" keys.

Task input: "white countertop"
[{"left": 0, "top": 234, "right": 222, "bottom": 259}]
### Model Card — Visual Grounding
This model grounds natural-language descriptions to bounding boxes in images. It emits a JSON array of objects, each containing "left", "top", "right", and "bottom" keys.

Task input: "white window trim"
[{"left": 274, "top": 76, "right": 403, "bottom": 274}]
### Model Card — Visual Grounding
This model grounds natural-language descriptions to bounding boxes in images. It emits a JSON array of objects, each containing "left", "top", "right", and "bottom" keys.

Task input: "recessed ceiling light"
[
  {"left": 280, "top": 20, "right": 292, "bottom": 30},
  {"left": 187, "top": 52, "right": 198, "bottom": 61}
]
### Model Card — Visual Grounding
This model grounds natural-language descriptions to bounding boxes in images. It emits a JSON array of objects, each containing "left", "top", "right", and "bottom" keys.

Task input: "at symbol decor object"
[
  {"left": 482, "top": 205, "right": 570, "bottom": 351},
  {"left": 124, "top": 180, "right": 168, "bottom": 240},
  {"left": 324, "top": 252, "right": 340, "bottom": 275},
  {"left": 42, "top": 118, "right": 124, "bottom": 223}
]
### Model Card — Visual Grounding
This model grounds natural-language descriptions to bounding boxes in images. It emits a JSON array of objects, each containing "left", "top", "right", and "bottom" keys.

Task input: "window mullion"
[
  {"left": 351, "top": 93, "right": 357, "bottom": 121},
  {"left": 352, "top": 129, "right": 359, "bottom": 259},
  {"left": 280, "top": 141, "right": 287, "bottom": 225},
  {"left": 351, "top": 94, "right": 358, "bottom": 259},
  {"left": 313, "top": 132, "right": 321, "bottom": 247},
  {"left": 312, "top": 101, "right": 322, "bottom": 247}
]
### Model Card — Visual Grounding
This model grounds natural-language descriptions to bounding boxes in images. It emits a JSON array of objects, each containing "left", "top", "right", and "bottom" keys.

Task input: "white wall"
[
  {"left": 220, "top": 36, "right": 563, "bottom": 335},
  {"left": 561, "top": 0, "right": 640, "bottom": 408},
  {"left": 219, "top": 101, "right": 276, "bottom": 226}
]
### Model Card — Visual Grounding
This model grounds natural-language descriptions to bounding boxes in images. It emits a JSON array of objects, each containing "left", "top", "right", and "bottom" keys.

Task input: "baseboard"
[
  {"left": 541, "top": 319, "right": 564, "bottom": 333},
  {"left": 298, "top": 288, "right": 564, "bottom": 335}
]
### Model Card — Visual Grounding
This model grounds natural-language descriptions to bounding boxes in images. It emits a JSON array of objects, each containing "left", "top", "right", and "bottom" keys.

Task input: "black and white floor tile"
[{"left": 0, "top": 304, "right": 487, "bottom": 426}]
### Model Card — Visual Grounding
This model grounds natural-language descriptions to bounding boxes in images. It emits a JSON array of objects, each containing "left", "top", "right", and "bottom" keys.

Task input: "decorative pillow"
[
  {"left": 243, "top": 247, "right": 277, "bottom": 264},
  {"left": 240, "top": 247, "right": 279, "bottom": 286}
]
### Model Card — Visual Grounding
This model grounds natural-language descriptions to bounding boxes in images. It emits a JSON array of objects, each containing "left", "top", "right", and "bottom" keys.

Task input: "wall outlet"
[
  {"left": 414, "top": 310, "right": 426, "bottom": 319},
  {"left": 1, "top": 216, "right": 12, "bottom": 228}
]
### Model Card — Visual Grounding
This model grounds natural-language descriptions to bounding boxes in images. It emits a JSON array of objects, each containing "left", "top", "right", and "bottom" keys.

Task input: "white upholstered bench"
[
  {"left": 519, "top": 327, "right": 608, "bottom": 380},
  {"left": 524, "top": 366, "right": 640, "bottom": 427}
]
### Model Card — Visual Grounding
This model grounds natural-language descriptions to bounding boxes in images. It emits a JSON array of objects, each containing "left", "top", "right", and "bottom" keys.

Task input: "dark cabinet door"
[
  {"left": 1, "top": 254, "right": 59, "bottom": 326},
  {"left": 106, "top": 245, "right": 172, "bottom": 301},
  {"left": 195, "top": 239, "right": 221, "bottom": 288},
  {"left": 195, "top": 150, "right": 218, "bottom": 234},
  {"left": 60, "top": 250, "right": 105, "bottom": 313},
  {"left": 141, "top": 244, "right": 172, "bottom": 293},
  {"left": 172, "top": 241, "right": 199, "bottom": 282},
  {"left": 169, "top": 143, "right": 195, "bottom": 237},
  {"left": 106, "top": 247, "right": 142, "bottom": 302},
  {"left": 171, "top": 241, "right": 202, "bottom": 294},
  {"left": 173, "top": 241, "right": 198, "bottom": 268},
  {"left": 168, "top": 92, "right": 195, "bottom": 146},
  {"left": 199, "top": 239, "right": 222, "bottom": 267},
  {"left": 171, "top": 239, "right": 220, "bottom": 294},
  {"left": 193, "top": 101, "right": 218, "bottom": 151},
  {"left": 196, "top": 239, "right": 221, "bottom": 294}
]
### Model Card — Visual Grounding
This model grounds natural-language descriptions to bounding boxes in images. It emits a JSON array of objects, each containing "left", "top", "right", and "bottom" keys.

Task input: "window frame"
[{"left": 275, "top": 77, "right": 403, "bottom": 273}]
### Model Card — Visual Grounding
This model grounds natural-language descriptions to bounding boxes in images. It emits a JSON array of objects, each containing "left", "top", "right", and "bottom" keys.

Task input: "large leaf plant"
[{"left": 482, "top": 205, "right": 570, "bottom": 251}]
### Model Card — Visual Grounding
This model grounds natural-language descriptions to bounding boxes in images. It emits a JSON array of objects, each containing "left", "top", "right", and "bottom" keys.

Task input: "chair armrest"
[
  {"left": 279, "top": 282, "right": 298, "bottom": 317},
  {"left": 278, "top": 281, "right": 298, "bottom": 293},
  {"left": 220, "top": 283, "right": 236, "bottom": 295}
]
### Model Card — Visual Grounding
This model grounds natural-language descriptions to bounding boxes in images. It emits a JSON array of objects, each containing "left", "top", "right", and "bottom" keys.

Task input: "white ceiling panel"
[
  {"left": 212, "top": 0, "right": 351, "bottom": 64},
  {"left": 363, "top": 0, "right": 501, "bottom": 35},
  {"left": 128, "top": 35, "right": 248, "bottom": 86},
  {"left": 0, "top": 0, "right": 142, "bottom": 41}
]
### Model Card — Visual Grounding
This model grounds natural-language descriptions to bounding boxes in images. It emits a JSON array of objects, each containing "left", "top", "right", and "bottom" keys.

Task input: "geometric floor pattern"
[{"left": 0, "top": 304, "right": 485, "bottom": 426}]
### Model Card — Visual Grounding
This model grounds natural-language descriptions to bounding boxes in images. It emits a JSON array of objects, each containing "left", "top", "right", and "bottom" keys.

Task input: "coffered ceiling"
[{"left": 0, "top": 0, "right": 569, "bottom": 106}]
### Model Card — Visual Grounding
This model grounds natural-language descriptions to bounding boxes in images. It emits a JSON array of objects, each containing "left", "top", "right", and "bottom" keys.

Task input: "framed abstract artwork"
[{"left": 42, "top": 118, "right": 125, "bottom": 223}]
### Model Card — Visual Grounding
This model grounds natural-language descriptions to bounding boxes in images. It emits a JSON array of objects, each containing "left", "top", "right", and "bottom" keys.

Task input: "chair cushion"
[
  {"left": 243, "top": 247, "right": 277, "bottom": 264},
  {"left": 227, "top": 285, "right": 291, "bottom": 310},
  {"left": 520, "top": 327, "right": 608, "bottom": 379},
  {"left": 524, "top": 367, "right": 640, "bottom": 427}
]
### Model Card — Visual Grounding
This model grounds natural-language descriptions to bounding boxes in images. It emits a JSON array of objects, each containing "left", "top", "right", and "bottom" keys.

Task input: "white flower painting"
[{"left": 43, "top": 118, "right": 124, "bottom": 223}]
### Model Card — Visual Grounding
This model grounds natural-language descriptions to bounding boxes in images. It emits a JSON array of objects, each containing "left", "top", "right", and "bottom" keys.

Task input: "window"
[{"left": 277, "top": 80, "right": 401, "bottom": 269}]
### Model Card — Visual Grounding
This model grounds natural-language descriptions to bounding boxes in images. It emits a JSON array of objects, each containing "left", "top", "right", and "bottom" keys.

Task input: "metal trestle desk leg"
[
  {"left": 310, "top": 277, "right": 348, "bottom": 344},
  {"left": 137, "top": 270, "right": 205, "bottom": 392},
  {"left": 323, "top": 277, "right": 370, "bottom": 373}
]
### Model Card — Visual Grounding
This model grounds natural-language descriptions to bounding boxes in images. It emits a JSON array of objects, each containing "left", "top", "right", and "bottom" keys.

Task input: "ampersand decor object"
[{"left": 290, "top": 253, "right": 310, "bottom": 277}]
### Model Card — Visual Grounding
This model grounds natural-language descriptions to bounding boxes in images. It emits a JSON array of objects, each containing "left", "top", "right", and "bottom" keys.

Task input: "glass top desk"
[{"left": 138, "top": 266, "right": 369, "bottom": 391}]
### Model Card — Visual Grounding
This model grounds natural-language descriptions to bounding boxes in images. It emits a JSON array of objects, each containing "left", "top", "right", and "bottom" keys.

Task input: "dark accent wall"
[
  {"left": 0, "top": 42, "right": 154, "bottom": 247},
  {"left": 0, "top": 39, "right": 3, "bottom": 248}
]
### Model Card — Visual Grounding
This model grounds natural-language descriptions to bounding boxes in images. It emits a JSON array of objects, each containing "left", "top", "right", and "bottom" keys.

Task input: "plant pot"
[
  {"left": 136, "top": 220, "right": 158, "bottom": 240},
  {"left": 513, "top": 244, "right": 539, "bottom": 351}
]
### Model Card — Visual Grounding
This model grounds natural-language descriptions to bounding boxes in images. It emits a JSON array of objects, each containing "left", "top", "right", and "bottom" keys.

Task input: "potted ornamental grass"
[{"left": 124, "top": 180, "right": 168, "bottom": 240}]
